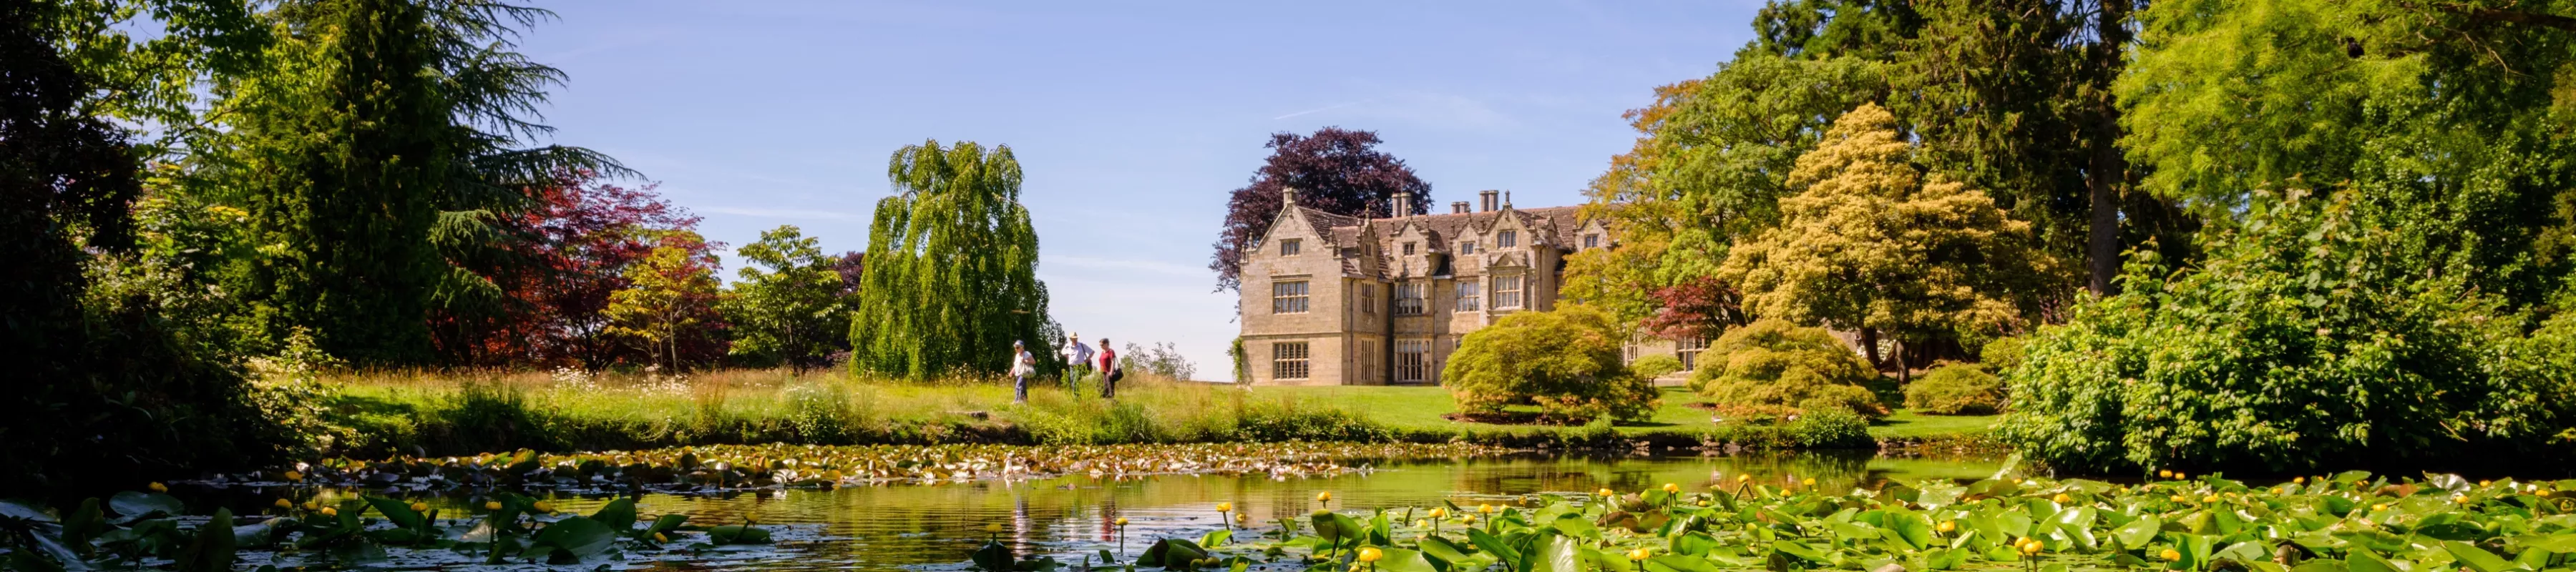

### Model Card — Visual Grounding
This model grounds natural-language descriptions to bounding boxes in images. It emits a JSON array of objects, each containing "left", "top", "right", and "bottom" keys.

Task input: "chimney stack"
[
  {"left": 1390, "top": 192, "right": 1411, "bottom": 217},
  {"left": 1478, "top": 190, "right": 1498, "bottom": 212},
  {"left": 1282, "top": 187, "right": 1298, "bottom": 206},
  {"left": 1502, "top": 191, "right": 1512, "bottom": 209},
  {"left": 1451, "top": 202, "right": 1470, "bottom": 214}
]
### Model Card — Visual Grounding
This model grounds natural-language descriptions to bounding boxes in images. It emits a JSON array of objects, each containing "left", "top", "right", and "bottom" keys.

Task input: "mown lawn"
[{"left": 1252, "top": 385, "right": 1996, "bottom": 439}]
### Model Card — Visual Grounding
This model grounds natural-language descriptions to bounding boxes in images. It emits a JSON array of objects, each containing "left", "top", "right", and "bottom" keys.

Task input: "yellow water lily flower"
[
  {"left": 2370, "top": 503, "right": 2387, "bottom": 511},
  {"left": 2051, "top": 493, "right": 2072, "bottom": 503},
  {"left": 1357, "top": 548, "right": 1383, "bottom": 563},
  {"left": 986, "top": 523, "right": 1002, "bottom": 533},
  {"left": 409, "top": 502, "right": 429, "bottom": 513},
  {"left": 1315, "top": 491, "right": 1333, "bottom": 502},
  {"left": 1236, "top": 513, "right": 1249, "bottom": 524},
  {"left": 1662, "top": 483, "right": 1680, "bottom": 494},
  {"left": 1428, "top": 508, "right": 1447, "bottom": 518},
  {"left": 532, "top": 500, "right": 555, "bottom": 513},
  {"left": 1737, "top": 474, "right": 1750, "bottom": 483},
  {"left": 2292, "top": 476, "right": 2306, "bottom": 484},
  {"left": 148, "top": 482, "right": 168, "bottom": 493},
  {"left": 1937, "top": 521, "right": 1956, "bottom": 533},
  {"left": 273, "top": 498, "right": 292, "bottom": 509},
  {"left": 1598, "top": 488, "right": 1615, "bottom": 498},
  {"left": 319, "top": 506, "right": 338, "bottom": 517},
  {"left": 2160, "top": 548, "right": 2182, "bottom": 561},
  {"left": 485, "top": 500, "right": 504, "bottom": 511},
  {"left": 1627, "top": 548, "right": 1652, "bottom": 561},
  {"left": 1115, "top": 517, "right": 1129, "bottom": 526},
  {"left": 1216, "top": 503, "right": 1233, "bottom": 513},
  {"left": 283, "top": 470, "right": 303, "bottom": 482},
  {"left": 1477, "top": 504, "right": 1496, "bottom": 514},
  {"left": 655, "top": 533, "right": 668, "bottom": 543},
  {"left": 2157, "top": 470, "right": 2172, "bottom": 478},
  {"left": 1802, "top": 478, "right": 1817, "bottom": 487}
]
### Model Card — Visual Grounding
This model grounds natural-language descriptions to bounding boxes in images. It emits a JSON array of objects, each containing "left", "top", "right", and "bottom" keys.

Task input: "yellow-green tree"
[
  {"left": 605, "top": 232, "right": 725, "bottom": 371},
  {"left": 1443, "top": 305, "right": 1659, "bottom": 422},
  {"left": 1715, "top": 103, "right": 2060, "bottom": 379}
]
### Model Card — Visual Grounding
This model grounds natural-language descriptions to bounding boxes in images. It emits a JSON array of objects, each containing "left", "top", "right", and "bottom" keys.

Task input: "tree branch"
[{"left": 2452, "top": 4, "right": 2576, "bottom": 32}]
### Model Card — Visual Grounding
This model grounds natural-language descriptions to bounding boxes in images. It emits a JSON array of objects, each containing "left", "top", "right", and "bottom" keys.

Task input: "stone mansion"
[{"left": 1239, "top": 188, "right": 1692, "bottom": 386}]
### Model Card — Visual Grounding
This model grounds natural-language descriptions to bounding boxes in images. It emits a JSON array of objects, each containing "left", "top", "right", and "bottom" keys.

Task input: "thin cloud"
[
  {"left": 1272, "top": 100, "right": 1367, "bottom": 120},
  {"left": 702, "top": 206, "right": 855, "bottom": 220}
]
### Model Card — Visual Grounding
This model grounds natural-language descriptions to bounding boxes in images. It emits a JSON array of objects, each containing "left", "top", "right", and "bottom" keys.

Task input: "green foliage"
[
  {"left": 1788, "top": 406, "right": 1873, "bottom": 448},
  {"left": 1566, "top": 55, "right": 1890, "bottom": 323},
  {"left": 1715, "top": 104, "right": 2062, "bottom": 358},
  {"left": 721, "top": 225, "right": 852, "bottom": 370},
  {"left": 1998, "top": 193, "right": 2576, "bottom": 472},
  {"left": 203, "top": 0, "right": 624, "bottom": 364},
  {"left": 1443, "top": 305, "right": 1659, "bottom": 423},
  {"left": 1692, "top": 320, "right": 1885, "bottom": 420},
  {"left": 1903, "top": 363, "right": 2004, "bottom": 415},
  {"left": 1116, "top": 341, "right": 1198, "bottom": 381},
  {"left": 603, "top": 232, "right": 725, "bottom": 371},
  {"left": 1628, "top": 355, "right": 1684, "bottom": 379},
  {"left": 2118, "top": 0, "right": 2576, "bottom": 306},
  {"left": 849, "top": 140, "right": 1057, "bottom": 379}
]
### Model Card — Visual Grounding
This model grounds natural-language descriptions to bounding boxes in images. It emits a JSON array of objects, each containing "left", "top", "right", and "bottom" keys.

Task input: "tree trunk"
[
  {"left": 1859, "top": 327, "right": 1883, "bottom": 370},
  {"left": 1893, "top": 339, "right": 1911, "bottom": 384},
  {"left": 2087, "top": 0, "right": 2135, "bottom": 297}
]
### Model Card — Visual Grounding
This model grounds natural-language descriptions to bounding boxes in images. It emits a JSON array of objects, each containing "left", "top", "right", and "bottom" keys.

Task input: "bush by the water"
[
  {"left": 1999, "top": 195, "right": 2576, "bottom": 473},
  {"left": 1443, "top": 305, "right": 1660, "bottom": 422},
  {"left": 1903, "top": 363, "right": 2004, "bottom": 415},
  {"left": 1691, "top": 319, "right": 1885, "bottom": 419},
  {"left": 1789, "top": 406, "right": 1873, "bottom": 448},
  {"left": 1629, "top": 354, "right": 1684, "bottom": 379}
]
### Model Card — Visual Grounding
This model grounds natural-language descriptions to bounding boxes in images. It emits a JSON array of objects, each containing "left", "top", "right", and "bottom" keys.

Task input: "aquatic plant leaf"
[
  {"left": 589, "top": 498, "right": 637, "bottom": 533},
  {"left": 172, "top": 509, "right": 235, "bottom": 572},
  {"left": 107, "top": 492, "right": 183, "bottom": 520},
  {"left": 2441, "top": 541, "right": 2522, "bottom": 572},
  {"left": 1644, "top": 553, "right": 1722, "bottom": 572},
  {"left": 1373, "top": 547, "right": 1441, "bottom": 572},
  {"left": 361, "top": 497, "right": 426, "bottom": 531},
  {"left": 1531, "top": 531, "right": 1581, "bottom": 572},
  {"left": 706, "top": 524, "right": 771, "bottom": 545},
  {"left": 526, "top": 516, "right": 616, "bottom": 563},
  {"left": 972, "top": 541, "right": 1016, "bottom": 571},
  {"left": 2113, "top": 516, "right": 2160, "bottom": 549},
  {"left": 2345, "top": 550, "right": 2403, "bottom": 572}
]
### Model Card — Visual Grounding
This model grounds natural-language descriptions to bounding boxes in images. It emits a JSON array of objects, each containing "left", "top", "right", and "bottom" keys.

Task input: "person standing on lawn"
[
  {"left": 1096, "top": 337, "right": 1121, "bottom": 399},
  {"left": 1010, "top": 340, "right": 1035, "bottom": 403},
  {"left": 1063, "top": 332, "right": 1095, "bottom": 395}
]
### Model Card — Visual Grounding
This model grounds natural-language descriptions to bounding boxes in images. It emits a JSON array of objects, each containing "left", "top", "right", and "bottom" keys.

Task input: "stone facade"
[{"left": 1239, "top": 188, "right": 1631, "bottom": 386}]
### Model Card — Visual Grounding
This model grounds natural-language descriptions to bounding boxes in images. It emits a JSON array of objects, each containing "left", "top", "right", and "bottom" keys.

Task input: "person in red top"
[{"left": 1095, "top": 337, "right": 1121, "bottom": 398}]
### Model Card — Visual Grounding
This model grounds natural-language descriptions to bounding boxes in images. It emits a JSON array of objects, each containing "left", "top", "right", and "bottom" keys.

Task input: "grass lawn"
[{"left": 1254, "top": 385, "right": 1997, "bottom": 440}]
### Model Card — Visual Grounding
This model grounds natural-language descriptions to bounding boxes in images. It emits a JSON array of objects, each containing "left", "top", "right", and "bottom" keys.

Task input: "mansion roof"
[{"left": 1284, "top": 203, "right": 1589, "bottom": 280}]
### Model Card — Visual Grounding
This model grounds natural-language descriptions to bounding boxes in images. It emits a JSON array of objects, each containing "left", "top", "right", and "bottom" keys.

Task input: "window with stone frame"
[
  {"left": 1272, "top": 341, "right": 1310, "bottom": 380},
  {"left": 1395, "top": 340, "right": 1430, "bottom": 384},
  {"left": 1402, "top": 242, "right": 1416, "bottom": 255},
  {"left": 1271, "top": 280, "right": 1309, "bottom": 314},
  {"left": 1458, "top": 240, "right": 1475, "bottom": 255},
  {"left": 1493, "top": 275, "right": 1523, "bottom": 309},
  {"left": 1359, "top": 284, "right": 1376, "bottom": 315},
  {"left": 1498, "top": 230, "right": 1518, "bottom": 248},
  {"left": 1279, "top": 238, "right": 1302, "bottom": 256},
  {"left": 1393, "top": 282, "right": 1425, "bottom": 315},
  {"left": 1584, "top": 233, "right": 1601, "bottom": 249},
  {"left": 1676, "top": 336, "right": 1709, "bottom": 371},
  {"left": 1455, "top": 281, "right": 1480, "bottom": 312}
]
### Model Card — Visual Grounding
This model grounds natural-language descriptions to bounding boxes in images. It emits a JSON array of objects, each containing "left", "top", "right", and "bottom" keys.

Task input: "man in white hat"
[{"left": 1061, "top": 332, "right": 1095, "bottom": 395}]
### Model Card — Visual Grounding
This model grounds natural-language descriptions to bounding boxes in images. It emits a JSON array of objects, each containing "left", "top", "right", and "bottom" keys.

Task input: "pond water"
[{"left": 191, "top": 451, "right": 2002, "bottom": 571}]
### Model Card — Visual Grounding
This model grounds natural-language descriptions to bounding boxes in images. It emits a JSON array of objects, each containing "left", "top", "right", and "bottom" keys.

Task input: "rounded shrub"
[
  {"left": 1903, "top": 363, "right": 2005, "bottom": 415},
  {"left": 1692, "top": 319, "right": 1887, "bottom": 419},
  {"left": 1790, "top": 407, "right": 1873, "bottom": 448},
  {"left": 1629, "top": 354, "right": 1684, "bottom": 379},
  {"left": 1444, "top": 304, "right": 1661, "bottom": 422}
]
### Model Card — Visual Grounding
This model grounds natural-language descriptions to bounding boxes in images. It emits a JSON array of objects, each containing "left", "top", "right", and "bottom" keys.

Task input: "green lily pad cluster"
[
  {"left": 0, "top": 487, "right": 774, "bottom": 572},
  {"left": 1093, "top": 470, "right": 2576, "bottom": 572},
  {"left": 235, "top": 442, "right": 1500, "bottom": 490}
]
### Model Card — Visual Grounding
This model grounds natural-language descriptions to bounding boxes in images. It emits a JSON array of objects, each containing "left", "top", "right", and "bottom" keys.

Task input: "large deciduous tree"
[
  {"left": 850, "top": 140, "right": 1058, "bottom": 379},
  {"left": 430, "top": 170, "right": 698, "bottom": 368},
  {"left": 1209, "top": 127, "right": 1432, "bottom": 293},
  {"left": 723, "top": 225, "right": 852, "bottom": 372},
  {"left": 2, "top": 0, "right": 287, "bottom": 496},
  {"left": 602, "top": 231, "right": 725, "bottom": 372},
  {"left": 1715, "top": 104, "right": 2059, "bottom": 378},
  {"left": 206, "top": 0, "right": 622, "bottom": 365},
  {"left": 1565, "top": 56, "right": 1890, "bottom": 325}
]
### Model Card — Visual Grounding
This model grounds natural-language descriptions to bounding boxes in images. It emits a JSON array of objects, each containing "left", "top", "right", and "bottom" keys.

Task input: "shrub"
[
  {"left": 1977, "top": 336, "right": 2029, "bottom": 375},
  {"left": 1790, "top": 406, "right": 1873, "bottom": 448},
  {"left": 1629, "top": 354, "right": 1684, "bottom": 379},
  {"left": 1998, "top": 194, "right": 2576, "bottom": 472},
  {"left": 1444, "top": 305, "right": 1661, "bottom": 422},
  {"left": 1904, "top": 363, "right": 2005, "bottom": 415},
  {"left": 1692, "top": 319, "right": 1887, "bottom": 419}
]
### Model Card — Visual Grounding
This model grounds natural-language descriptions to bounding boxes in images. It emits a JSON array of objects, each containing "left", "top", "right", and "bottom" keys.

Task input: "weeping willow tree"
[
  {"left": 849, "top": 140, "right": 1059, "bottom": 379},
  {"left": 203, "top": 0, "right": 625, "bottom": 364}
]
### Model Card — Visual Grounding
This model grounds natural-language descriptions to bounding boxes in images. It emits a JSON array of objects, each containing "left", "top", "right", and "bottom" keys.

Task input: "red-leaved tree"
[
  {"left": 1209, "top": 127, "right": 1432, "bottom": 292},
  {"left": 1640, "top": 276, "right": 1747, "bottom": 342},
  {"left": 430, "top": 170, "right": 702, "bottom": 368}
]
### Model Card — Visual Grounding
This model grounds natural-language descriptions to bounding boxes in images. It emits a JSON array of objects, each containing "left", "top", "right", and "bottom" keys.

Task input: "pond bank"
[{"left": 285, "top": 370, "right": 1996, "bottom": 459}]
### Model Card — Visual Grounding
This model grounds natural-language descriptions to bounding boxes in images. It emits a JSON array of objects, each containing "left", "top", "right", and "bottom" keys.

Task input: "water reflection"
[{"left": 220, "top": 452, "right": 2000, "bottom": 571}]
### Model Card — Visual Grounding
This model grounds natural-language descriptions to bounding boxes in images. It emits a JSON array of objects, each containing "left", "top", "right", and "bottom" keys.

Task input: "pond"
[{"left": 185, "top": 450, "right": 2004, "bottom": 571}]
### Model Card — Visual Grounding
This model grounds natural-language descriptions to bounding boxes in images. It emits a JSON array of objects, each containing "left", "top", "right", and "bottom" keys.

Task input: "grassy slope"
[{"left": 1257, "top": 385, "right": 1996, "bottom": 439}]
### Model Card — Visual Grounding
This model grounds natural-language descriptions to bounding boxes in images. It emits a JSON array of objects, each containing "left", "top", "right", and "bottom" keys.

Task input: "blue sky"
[{"left": 513, "top": 1, "right": 1762, "bottom": 378}]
